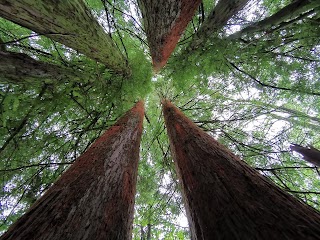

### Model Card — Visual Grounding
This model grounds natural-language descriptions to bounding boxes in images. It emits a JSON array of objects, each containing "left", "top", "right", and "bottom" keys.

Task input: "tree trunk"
[
  {"left": 0, "top": 51, "right": 84, "bottom": 84},
  {"left": 146, "top": 223, "right": 151, "bottom": 240},
  {"left": 229, "top": 0, "right": 319, "bottom": 39},
  {"left": 140, "top": 225, "right": 145, "bottom": 240},
  {"left": 162, "top": 99, "right": 320, "bottom": 240},
  {"left": 290, "top": 144, "right": 320, "bottom": 167},
  {"left": 0, "top": 0, "right": 129, "bottom": 75},
  {"left": 189, "top": 0, "right": 249, "bottom": 50},
  {"left": 0, "top": 101, "right": 144, "bottom": 240},
  {"left": 138, "top": 0, "right": 201, "bottom": 71}
]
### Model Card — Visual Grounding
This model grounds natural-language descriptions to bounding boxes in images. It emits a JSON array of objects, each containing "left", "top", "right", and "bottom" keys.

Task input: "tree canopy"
[{"left": 0, "top": 0, "right": 319, "bottom": 238}]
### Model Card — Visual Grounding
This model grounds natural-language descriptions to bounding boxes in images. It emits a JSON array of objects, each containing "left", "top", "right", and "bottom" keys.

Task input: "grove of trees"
[{"left": 0, "top": 0, "right": 320, "bottom": 239}]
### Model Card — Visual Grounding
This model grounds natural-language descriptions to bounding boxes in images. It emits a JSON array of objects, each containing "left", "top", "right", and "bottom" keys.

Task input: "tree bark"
[
  {"left": 146, "top": 223, "right": 151, "bottom": 240},
  {"left": 290, "top": 144, "right": 320, "bottom": 167},
  {"left": 0, "top": 0, "right": 129, "bottom": 75},
  {"left": 189, "top": 0, "right": 249, "bottom": 50},
  {"left": 0, "top": 101, "right": 144, "bottom": 240},
  {"left": 138, "top": 0, "right": 201, "bottom": 71},
  {"left": 229, "top": 0, "right": 319, "bottom": 39},
  {"left": 0, "top": 51, "right": 84, "bottom": 84},
  {"left": 162, "top": 99, "right": 320, "bottom": 240}
]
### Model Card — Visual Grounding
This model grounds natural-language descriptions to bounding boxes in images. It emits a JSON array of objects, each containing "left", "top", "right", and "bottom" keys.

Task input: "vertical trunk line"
[
  {"left": 1, "top": 101, "right": 144, "bottom": 240},
  {"left": 0, "top": 0, "right": 128, "bottom": 75},
  {"left": 138, "top": 0, "right": 201, "bottom": 71},
  {"left": 162, "top": 99, "right": 320, "bottom": 239}
]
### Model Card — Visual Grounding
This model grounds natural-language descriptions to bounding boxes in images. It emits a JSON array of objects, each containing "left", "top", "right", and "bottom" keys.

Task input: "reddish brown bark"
[
  {"left": 138, "top": 0, "right": 201, "bottom": 71},
  {"left": 1, "top": 101, "right": 144, "bottom": 240},
  {"left": 162, "top": 99, "right": 320, "bottom": 240}
]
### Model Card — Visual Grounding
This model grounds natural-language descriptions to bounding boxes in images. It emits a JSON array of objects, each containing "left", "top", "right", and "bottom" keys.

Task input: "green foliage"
[
  {"left": 133, "top": 95, "right": 189, "bottom": 239},
  {"left": 122, "top": 33, "right": 153, "bottom": 102},
  {"left": 1, "top": 0, "right": 320, "bottom": 238},
  {"left": 0, "top": 16, "right": 152, "bottom": 233}
]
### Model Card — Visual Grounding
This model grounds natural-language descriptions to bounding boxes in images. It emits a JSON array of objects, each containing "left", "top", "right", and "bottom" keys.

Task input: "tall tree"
[
  {"left": 0, "top": 0, "right": 129, "bottom": 75},
  {"left": 188, "top": 0, "right": 249, "bottom": 49},
  {"left": 290, "top": 144, "right": 320, "bottom": 167},
  {"left": 229, "top": 0, "right": 320, "bottom": 39},
  {"left": 138, "top": 0, "right": 202, "bottom": 70},
  {"left": 0, "top": 101, "right": 144, "bottom": 240},
  {"left": 162, "top": 99, "right": 320, "bottom": 239},
  {"left": 1, "top": 0, "right": 319, "bottom": 238},
  {"left": 0, "top": 50, "right": 85, "bottom": 84}
]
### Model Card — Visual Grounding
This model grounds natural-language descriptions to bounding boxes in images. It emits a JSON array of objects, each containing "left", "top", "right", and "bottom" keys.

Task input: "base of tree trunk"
[
  {"left": 1, "top": 101, "right": 144, "bottom": 240},
  {"left": 163, "top": 99, "right": 320, "bottom": 240}
]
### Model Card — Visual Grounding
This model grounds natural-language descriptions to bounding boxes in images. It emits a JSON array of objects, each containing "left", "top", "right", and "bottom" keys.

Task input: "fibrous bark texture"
[
  {"left": 138, "top": 0, "right": 201, "bottom": 71},
  {"left": 290, "top": 144, "right": 320, "bottom": 167},
  {"left": 162, "top": 99, "right": 320, "bottom": 240},
  {"left": 0, "top": 0, "right": 128, "bottom": 75},
  {"left": 1, "top": 101, "right": 144, "bottom": 240},
  {"left": 229, "top": 0, "right": 319, "bottom": 39},
  {"left": 0, "top": 51, "right": 83, "bottom": 84},
  {"left": 189, "top": 0, "right": 249, "bottom": 49}
]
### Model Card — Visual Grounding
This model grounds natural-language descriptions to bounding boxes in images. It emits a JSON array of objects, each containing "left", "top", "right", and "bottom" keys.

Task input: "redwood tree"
[
  {"left": 1, "top": 0, "right": 319, "bottom": 238},
  {"left": 162, "top": 99, "right": 320, "bottom": 239},
  {"left": 138, "top": 0, "right": 202, "bottom": 70},
  {"left": 0, "top": 101, "right": 144, "bottom": 240},
  {"left": 0, "top": 51, "right": 85, "bottom": 84},
  {"left": 188, "top": 0, "right": 249, "bottom": 50},
  {"left": 0, "top": 0, "right": 128, "bottom": 75},
  {"left": 228, "top": 0, "right": 318, "bottom": 39}
]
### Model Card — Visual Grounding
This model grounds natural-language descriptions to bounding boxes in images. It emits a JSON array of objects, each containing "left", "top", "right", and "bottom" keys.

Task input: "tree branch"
[
  {"left": 227, "top": 59, "right": 320, "bottom": 96},
  {"left": 0, "top": 85, "right": 47, "bottom": 153},
  {"left": 229, "top": 0, "right": 317, "bottom": 39},
  {"left": 0, "top": 162, "right": 73, "bottom": 172}
]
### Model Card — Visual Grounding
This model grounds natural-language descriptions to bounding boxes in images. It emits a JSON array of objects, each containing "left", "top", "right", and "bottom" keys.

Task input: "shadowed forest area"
[{"left": 0, "top": 0, "right": 320, "bottom": 239}]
